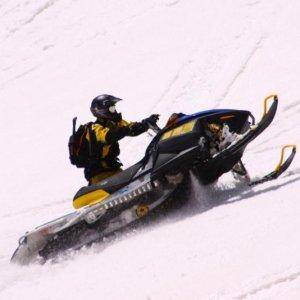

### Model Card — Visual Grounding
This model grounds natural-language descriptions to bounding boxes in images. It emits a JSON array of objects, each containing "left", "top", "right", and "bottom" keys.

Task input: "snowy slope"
[{"left": 0, "top": 0, "right": 300, "bottom": 299}]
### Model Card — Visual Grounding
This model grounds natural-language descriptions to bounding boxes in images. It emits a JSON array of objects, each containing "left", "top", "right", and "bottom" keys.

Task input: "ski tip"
[
  {"left": 263, "top": 94, "right": 278, "bottom": 116},
  {"left": 275, "top": 144, "right": 296, "bottom": 172},
  {"left": 249, "top": 144, "right": 296, "bottom": 187}
]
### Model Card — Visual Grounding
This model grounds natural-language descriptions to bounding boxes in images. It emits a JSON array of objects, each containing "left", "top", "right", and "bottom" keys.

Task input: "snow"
[{"left": 0, "top": 0, "right": 300, "bottom": 299}]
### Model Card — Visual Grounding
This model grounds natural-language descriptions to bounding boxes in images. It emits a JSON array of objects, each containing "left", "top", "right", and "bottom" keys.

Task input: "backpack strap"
[
  {"left": 72, "top": 117, "right": 77, "bottom": 135},
  {"left": 86, "top": 122, "right": 101, "bottom": 162},
  {"left": 69, "top": 117, "right": 77, "bottom": 158}
]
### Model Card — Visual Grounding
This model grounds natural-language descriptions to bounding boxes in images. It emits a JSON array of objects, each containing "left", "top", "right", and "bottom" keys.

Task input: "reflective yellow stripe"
[
  {"left": 73, "top": 189, "right": 110, "bottom": 209},
  {"left": 86, "top": 124, "right": 109, "bottom": 143}
]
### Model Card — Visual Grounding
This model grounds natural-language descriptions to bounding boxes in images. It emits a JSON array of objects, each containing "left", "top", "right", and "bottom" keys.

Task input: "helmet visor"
[{"left": 101, "top": 97, "right": 122, "bottom": 109}]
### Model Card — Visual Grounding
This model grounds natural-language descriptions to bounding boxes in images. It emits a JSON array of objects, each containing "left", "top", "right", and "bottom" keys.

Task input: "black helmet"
[{"left": 90, "top": 94, "right": 122, "bottom": 119}]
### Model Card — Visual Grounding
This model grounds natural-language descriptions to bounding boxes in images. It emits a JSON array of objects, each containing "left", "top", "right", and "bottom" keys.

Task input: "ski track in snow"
[
  {"left": 2, "top": 0, "right": 59, "bottom": 39},
  {"left": 219, "top": 36, "right": 265, "bottom": 105},
  {"left": 1, "top": 0, "right": 300, "bottom": 299},
  {"left": 235, "top": 271, "right": 300, "bottom": 299}
]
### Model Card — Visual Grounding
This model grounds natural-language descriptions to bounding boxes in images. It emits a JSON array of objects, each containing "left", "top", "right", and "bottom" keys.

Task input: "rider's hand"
[{"left": 142, "top": 114, "right": 160, "bottom": 126}]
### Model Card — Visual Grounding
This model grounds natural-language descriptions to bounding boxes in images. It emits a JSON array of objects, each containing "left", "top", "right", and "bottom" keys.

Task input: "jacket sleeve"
[
  {"left": 86, "top": 123, "right": 129, "bottom": 144},
  {"left": 105, "top": 126, "right": 130, "bottom": 143},
  {"left": 119, "top": 119, "right": 149, "bottom": 137},
  {"left": 107, "top": 119, "right": 149, "bottom": 142},
  {"left": 88, "top": 120, "right": 148, "bottom": 144},
  {"left": 126, "top": 122, "right": 149, "bottom": 136}
]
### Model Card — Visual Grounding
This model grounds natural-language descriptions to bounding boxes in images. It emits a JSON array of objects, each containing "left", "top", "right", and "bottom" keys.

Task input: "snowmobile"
[{"left": 11, "top": 94, "right": 296, "bottom": 265}]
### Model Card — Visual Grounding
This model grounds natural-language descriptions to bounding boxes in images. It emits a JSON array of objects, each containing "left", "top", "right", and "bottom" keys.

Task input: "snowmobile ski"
[{"left": 249, "top": 145, "right": 297, "bottom": 186}]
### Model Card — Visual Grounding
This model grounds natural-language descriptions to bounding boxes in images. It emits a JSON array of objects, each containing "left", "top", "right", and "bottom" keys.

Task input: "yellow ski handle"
[
  {"left": 263, "top": 94, "right": 278, "bottom": 116},
  {"left": 275, "top": 145, "right": 297, "bottom": 172}
]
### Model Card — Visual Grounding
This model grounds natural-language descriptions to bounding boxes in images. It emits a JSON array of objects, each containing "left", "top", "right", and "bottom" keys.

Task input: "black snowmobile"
[{"left": 11, "top": 95, "right": 296, "bottom": 264}]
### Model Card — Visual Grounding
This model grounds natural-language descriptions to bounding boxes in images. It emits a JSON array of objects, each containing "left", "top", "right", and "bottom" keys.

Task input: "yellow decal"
[
  {"left": 182, "top": 120, "right": 195, "bottom": 132},
  {"left": 162, "top": 130, "right": 173, "bottom": 140},
  {"left": 161, "top": 120, "right": 196, "bottom": 141},
  {"left": 73, "top": 189, "right": 109, "bottom": 209},
  {"left": 172, "top": 126, "right": 183, "bottom": 136},
  {"left": 136, "top": 204, "right": 149, "bottom": 218}
]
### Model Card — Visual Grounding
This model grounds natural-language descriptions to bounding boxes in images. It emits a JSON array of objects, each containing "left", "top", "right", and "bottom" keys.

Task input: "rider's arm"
[
  {"left": 104, "top": 119, "right": 149, "bottom": 142},
  {"left": 121, "top": 114, "right": 160, "bottom": 137},
  {"left": 89, "top": 121, "right": 144, "bottom": 144},
  {"left": 126, "top": 122, "right": 149, "bottom": 136},
  {"left": 89, "top": 116, "right": 157, "bottom": 144},
  {"left": 85, "top": 123, "right": 127, "bottom": 144}
]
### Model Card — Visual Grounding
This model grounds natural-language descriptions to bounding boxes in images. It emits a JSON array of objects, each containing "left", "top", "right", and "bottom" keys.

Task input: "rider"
[{"left": 83, "top": 94, "right": 159, "bottom": 185}]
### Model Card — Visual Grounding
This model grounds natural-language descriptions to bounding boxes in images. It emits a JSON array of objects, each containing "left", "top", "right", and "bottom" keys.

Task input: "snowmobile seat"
[{"left": 74, "top": 161, "right": 144, "bottom": 201}]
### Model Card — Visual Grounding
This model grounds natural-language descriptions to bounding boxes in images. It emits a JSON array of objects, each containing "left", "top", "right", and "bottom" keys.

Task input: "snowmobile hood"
[{"left": 177, "top": 109, "right": 251, "bottom": 125}]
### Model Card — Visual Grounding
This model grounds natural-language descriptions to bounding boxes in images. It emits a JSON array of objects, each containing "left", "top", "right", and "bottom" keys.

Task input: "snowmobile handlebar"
[{"left": 147, "top": 122, "right": 161, "bottom": 134}]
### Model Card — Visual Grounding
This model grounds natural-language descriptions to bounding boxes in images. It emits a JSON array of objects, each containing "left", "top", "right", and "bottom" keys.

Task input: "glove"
[{"left": 142, "top": 114, "right": 160, "bottom": 127}]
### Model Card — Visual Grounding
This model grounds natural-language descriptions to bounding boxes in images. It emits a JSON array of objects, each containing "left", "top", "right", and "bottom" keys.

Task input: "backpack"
[{"left": 68, "top": 118, "right": 95, "bottom": 168}]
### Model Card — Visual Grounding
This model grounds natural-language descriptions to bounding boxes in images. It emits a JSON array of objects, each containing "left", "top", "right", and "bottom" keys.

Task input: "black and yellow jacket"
[{"left": 83, "top": 116, "right": 147, "bottom": 181}]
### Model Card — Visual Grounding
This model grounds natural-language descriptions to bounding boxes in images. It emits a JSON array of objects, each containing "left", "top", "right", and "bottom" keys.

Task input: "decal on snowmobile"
[
  {"left": 220, "top": 115, "right": 235, "bottom": 120},
  {"left": 136, "top": 204, "right": 150, "bottom": 218},
  {"left": 119, "top": 187, "right": 129, "bottom": 194},
  {"left": 73, "top": 189, "right": 110, "bottom": 209},
  {"left": 161, "top": 119, "right": 197, "bottom": 140}
]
